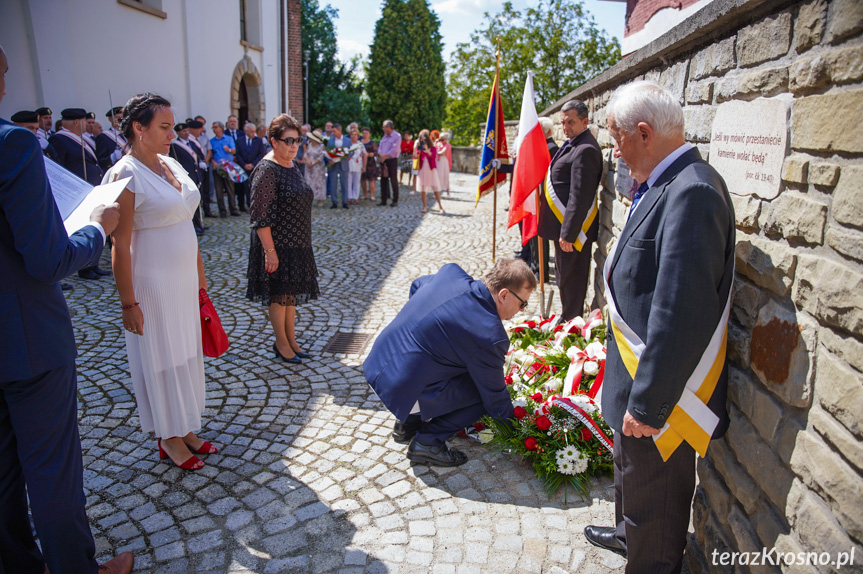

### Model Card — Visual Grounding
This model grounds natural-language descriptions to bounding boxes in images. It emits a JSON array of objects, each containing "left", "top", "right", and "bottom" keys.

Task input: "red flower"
[
  {"left": 473, "top": 421, "right": 485, "bottom": 431},
  {"left": 504, "top": 375, "right": 513, "bottom": 386},
  {"left": 524, "top": 437, "right": 538, "bottom": 451},
  {"left": 513, "top": 327, "right": 524, "bottom": 333},
  {"left": 554, "top": 324, "right": 564, "bottom": 332},
  {"left": 514, "top": 406, "right": 527, "bottom": 420},
  {"left": 531, "top": 392, "right": 543, "bottom": 402},
  {"left": 551, "top": 366, "right": 559, "bottom": 373},
  {"left": 456, "top": 429, "right": 468, "bottom": 439},
  {"left": 527, "top": 321, "right": 536, "bottom": 329},
  {"left": 535, "top": 415, "right": 551, "bottom": 431},
  {"left": 580, "top": 428, "right": 593, "bottom": 441}
]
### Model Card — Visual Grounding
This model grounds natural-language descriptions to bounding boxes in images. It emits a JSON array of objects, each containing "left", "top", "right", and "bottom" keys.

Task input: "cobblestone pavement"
[{"left": 65, "top": 173, "right": 625, "bottom": 573}]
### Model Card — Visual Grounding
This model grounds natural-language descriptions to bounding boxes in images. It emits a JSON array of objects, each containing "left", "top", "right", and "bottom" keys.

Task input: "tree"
[
  {"left": 301, "top": 0, "right": 367, "bottom": 128},
  {"left": 366, "top": 0, "right": 446, "bottom": 135},
  {"left": 445, "top": 0, "right": 621, "bottom": 145}
]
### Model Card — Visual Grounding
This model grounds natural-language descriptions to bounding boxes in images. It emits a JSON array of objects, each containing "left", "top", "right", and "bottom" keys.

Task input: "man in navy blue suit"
[
  {"left": 0, "top": 46, "right": 132, "bottom": 574},
  {"left": 364, "top": 259, "right": 536, "bottom": 466},
  {"left": 235, "top": 122, "right": 266, "bottom": 211}
]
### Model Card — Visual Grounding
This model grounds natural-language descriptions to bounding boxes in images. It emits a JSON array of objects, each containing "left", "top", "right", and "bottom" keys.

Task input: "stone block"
[
  {"left": 749, "top": 298, "right": 815, "bottom": 408},
  {"left": 683, "top": 106, "right": 716, "bottom": 143},
  {"left": 796, "top": 0, "right": 827, "bottom": 52},
  {"left": 789, "top": 45, "right": 863, "bottom": 92},
  {"left": 686, "top": 81, "right": 714, "bottom": 105},
  {"left": 728, "top": 504, "right": 762, "bottom": 555},
  {"left": 752, "top": 498, "right": 789, "bottom": 550},
  {"left": 794, "top": 255, "right": 863, "bottom": 334},
  {"left": 726, "top": 404, "right": 795, "bottom": 511},
  {"left": 780, "top": 156, "right": 809, "bottom": 184},
  {"left": 735, "top": 233, "right": 797, "bottom": 296},
  {"left": 773, "top": 415, "right": 805, "bottom": 462},
  {"left": 792, "top": 90, "right": 863, "bottom": 153},
  {"left": 832, "top": 165, "right": 863, "bottom": 229},
  {"left": 696, "top": 458, "right": 733, "bottom": 519},
  {"left": 659, "top": 60, "right": 689, "bottom": 104},
  {"left": 730, "top": 193, "right": 761, "bottom": 233},
  {"left": 727, "top": 319, "right": 751, "bottom": 367},
  {"left": 788, "top": 486, "right": 863, "bottom": 573},
  {"left": 827, "top": 0, "right": 863, "bottom": 44},
  {"left": 811, "top": 406, "right": 863, "bottom": 472},
  {"left": 789, "top": 430, "right": 863, "bottom": 542},
  {"left": 714, "top": 74, "right": 738, "bottom": 103},
  {"left": 820, "top": 325, "right": 863, "bottom": 373},
  {"left": 689, "top": 36, "right": 736, "bottom": 81},
  {"left": 749, "top": 384, "right": 784, "bottom": 441},
  {"left": 763, "top": 192, "right": 827, "bottom": 245},
  {"left": 808, "top": 162, "right": 840, "bottom": 187},
  {"left": 737, "top": 12, "right": 792, "bottom": 68},
  {"left": 707, "top": 437, "right": 760, "bottom": 514},
  {"left": 826, "top": 225, "right": 863, "bottom": 263},
  {"left": 732, "top": 277, "right": 764, "bottom": 330},
  {"left": 815, "top": 345, "right": 863, "bottom": 436},
  {"left": 737, "top": 66, "right": 789, "bottom": 98}
]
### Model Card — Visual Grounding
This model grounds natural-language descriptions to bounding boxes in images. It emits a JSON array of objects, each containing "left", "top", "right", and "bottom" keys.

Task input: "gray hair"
[
  {"left": 561, "top": 100, "right": 589, "bottom": 120},
  {"left": 607, "top": 80, "right": 684, "bottom": 138},
  {"left": 383, "top": 119, "right": 394, "bottom": 129},
  {"left": 539, "top": 117, "right": 554, "bottom": 136},
  {"left": 212, "top": 121, "right": 225, "bottom": 129},
  {"left": 244, "top": 122, "right": 256, "bottom": 132},
  {"left": 482, "top": 258, "right": 537, "bottom": 294}
]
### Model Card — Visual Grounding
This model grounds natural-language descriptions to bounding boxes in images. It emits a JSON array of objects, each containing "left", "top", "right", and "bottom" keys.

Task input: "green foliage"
[
  {"left": 445, "top": 0, "right": 621, "bottom": 146},
  {"left": 301, "top": 0, "right": 368, "bottom": 128},
  {"left": 366, "top": 0, "right": 446, "bottom": 135}
]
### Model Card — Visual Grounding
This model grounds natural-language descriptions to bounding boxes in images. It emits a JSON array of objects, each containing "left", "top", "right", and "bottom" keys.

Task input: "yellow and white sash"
[
  {"left": 543, "top": 170, "right": 598, "bottom": 252},
  {"left": 603, "top": 243, "right": 732, "bottom": 461}
]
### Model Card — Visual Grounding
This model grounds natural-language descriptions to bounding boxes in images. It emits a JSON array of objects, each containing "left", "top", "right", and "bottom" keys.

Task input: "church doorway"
[{"left": 230, "top": 57, "right": 265, "bottom": 126}]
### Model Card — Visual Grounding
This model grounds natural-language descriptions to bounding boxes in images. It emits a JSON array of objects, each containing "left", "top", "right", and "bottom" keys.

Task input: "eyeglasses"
[
  {"left": 509, "top": 289, "right": 529, "bottom": 310},
  {"left": 276, "top": 136, "right": 302, "bottom": 146}
]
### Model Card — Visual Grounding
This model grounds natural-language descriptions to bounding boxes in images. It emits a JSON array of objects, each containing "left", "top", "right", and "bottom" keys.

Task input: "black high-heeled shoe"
[
  {"left": 273, "top": 343, "right": 302, "bottom": 364},
  {"left": 294, "top": 351, "right": 311, "bottom": 359}
]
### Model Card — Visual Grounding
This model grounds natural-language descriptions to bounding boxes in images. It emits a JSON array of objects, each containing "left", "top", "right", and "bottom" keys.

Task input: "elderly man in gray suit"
[{"left": 583, "top": 81, "right": 736, "bottom": 574}]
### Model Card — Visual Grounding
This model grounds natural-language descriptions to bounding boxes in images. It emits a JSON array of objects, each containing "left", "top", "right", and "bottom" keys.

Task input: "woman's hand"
[
  {"left": 123, "top": 305, "right": 145, "bottom": 336},
  {"left": 265, "top": 250, "right": 279, "bottom": 274}
]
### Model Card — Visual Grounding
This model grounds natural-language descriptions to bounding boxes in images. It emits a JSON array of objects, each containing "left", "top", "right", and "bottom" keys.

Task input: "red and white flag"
[{"left": 507, "top": 72, "right": 551, "bottom": 245}]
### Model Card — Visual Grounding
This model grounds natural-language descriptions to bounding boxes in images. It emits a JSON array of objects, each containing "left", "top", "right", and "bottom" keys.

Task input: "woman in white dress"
[
  {"left": 346, "top": 128, "right": 365, "bottom": 204},
  {"left": 106, "top": 93, "right": 215, "bottom": 471}
]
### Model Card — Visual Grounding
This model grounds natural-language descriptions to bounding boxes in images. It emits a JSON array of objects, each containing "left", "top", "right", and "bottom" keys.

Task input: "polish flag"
[{"left": 507, "top": 72, "right": 551, "bottom": 245}]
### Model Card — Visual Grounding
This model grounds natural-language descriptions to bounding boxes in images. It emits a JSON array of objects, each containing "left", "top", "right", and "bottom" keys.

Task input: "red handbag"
[{"left": 199, "top": 288, "right": 229, "bottom": 357}]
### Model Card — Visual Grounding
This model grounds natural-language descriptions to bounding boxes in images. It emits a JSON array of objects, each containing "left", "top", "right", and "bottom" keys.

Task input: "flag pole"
[
  {"left": 535, "top": 184, "right": 546, "bottom": 315},
  {"left": 491, "top": 38, "right": 502, "bottom": 264}
]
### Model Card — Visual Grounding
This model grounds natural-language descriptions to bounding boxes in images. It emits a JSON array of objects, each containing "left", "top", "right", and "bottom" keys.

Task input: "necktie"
[{"left": 627, "top": 182, "right": 649, "bottom": 222}]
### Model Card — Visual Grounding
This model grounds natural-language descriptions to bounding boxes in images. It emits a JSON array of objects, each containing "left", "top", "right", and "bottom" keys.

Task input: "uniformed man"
[
  {"left": 35, "top": 106, "right": 53, "bottom": 152},
  {"left": 11, "top": 110, "right": 39, "bottom": 135},
  {"left": 189, "top": 117, "right": 214, "bottom": 217},
  {"left": 83, "top": 111, "right": 97, "bottom": 149},
  {"left": 169, "top": 121, "right": 207, "bottom": 235},
  {"left": 49, "top": 108, "right": 110, "bottom": 280},
  {"left": 96, "top": 106, "right": 127, "bottom": 170}
]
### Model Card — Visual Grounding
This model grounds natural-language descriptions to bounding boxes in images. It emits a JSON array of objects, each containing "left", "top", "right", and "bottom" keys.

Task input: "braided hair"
[{"left": 119, "top": 92, "right": 171, "bottom": 148}]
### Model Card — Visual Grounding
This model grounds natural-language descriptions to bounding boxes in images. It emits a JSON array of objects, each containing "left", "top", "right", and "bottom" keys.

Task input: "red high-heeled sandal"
[
  {"left": 157, "top": 439, "right": 203, "bottom": 470},
  {"left": 190, "top": 441, "right": 218, "bottom": 455}
]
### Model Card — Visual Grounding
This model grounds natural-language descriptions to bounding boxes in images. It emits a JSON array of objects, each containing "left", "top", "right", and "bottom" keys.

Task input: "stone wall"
[
  {"left": 539, "top": 0, "right": 863, "bottom": 571},
  {"left": 451, "top": 146, "right": 482, "bottom": 174}
]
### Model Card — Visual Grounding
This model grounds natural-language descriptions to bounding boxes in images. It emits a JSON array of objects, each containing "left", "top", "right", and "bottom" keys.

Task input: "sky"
[{"left": 325, "top": 0, "right": 626, "bottom": 68}]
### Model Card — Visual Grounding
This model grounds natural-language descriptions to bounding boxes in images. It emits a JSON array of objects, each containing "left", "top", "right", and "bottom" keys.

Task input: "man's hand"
[
  {"left": 244, "top": 163, "right": 253, "bottom": 171},
  {"left": 90, "top": 202, "right": 120, "bottom": 235},
  {"left": 491, "top": 158, "right": 501, "bottom": 169},
  {"left": 622, "top": 410, "right": 661, "bottom": 438},
  {"left": 222, "top": 144, "right": 231, "bottom": 152},
  {"left": 559, "top": 238, "right": 574, "bottom": 253}
]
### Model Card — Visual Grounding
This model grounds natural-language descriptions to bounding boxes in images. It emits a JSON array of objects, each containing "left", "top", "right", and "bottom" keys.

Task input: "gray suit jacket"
[{"left": 602, "top": 148, "right": 736, "bottom": 436}]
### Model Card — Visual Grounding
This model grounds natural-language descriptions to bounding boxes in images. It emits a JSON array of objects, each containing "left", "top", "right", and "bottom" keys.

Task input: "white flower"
[
  {"left": 561, "top": 445, "right": 578, "bottom": 460},
  {"left": 533, "top": 347, "right": 548, "bottom": 358},
  {"left": 570, "top": 316, "right": 586, "bottom": 329},
  {"left": 543, "top": 378, "right": 563, "bottom": 392},
  {"left": 512, "top": 398, "right": 527, "bottom": 409},
  {"left": 566, "top": 347, "right": 584, "bottom": 360},
  {"left": 570, "top": 451, "right": 589, "bottom": 474},
  {"left": 583, "top": 361, "right": 599, "bottom": 376},
  {"left": 478, "top": 429, "right": 495, "bottom": 444},
  {"left": 513, "top": 382, "right": 527, "bottom": 393},
  {"left": 569, "top": 394, "right": 598, "bottom": 415},
  {"left": 584, "top": 341, "right": 607, "bottom": 360}
]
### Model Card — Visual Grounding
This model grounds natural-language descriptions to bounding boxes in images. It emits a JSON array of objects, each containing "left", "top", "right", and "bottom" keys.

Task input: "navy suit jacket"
[
  {"left": 170, "top": 139, "right": 205, "bottom": 185},
  {"left": 602, "top": 148, "right": 735, "bottom": 436},
  {"left": 0, "top": 120, "right": 104, "bottom": 383},
  {"left": 364, "top": 264, "right": 516, "bottom": 422},
  {"left": 236, "top": 136, "right": 266, "bottom": 173},
  {"left": 48, "top": 132, "right": 104, "bottom": 186},
  {"left": 538, "top": 129, "right": 602, "bottom": 244}
]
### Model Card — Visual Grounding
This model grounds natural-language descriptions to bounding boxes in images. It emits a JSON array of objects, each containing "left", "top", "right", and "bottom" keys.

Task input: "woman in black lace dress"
[{"left": 246, "top": 114, "right": 319, "bottom": 363}]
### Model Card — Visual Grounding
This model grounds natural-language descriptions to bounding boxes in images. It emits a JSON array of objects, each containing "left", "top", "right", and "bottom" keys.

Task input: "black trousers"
[
  {"left": 380, "top": 158, "right": 400, "bottom": 205},
  {"left": 613, "top": 433, "right": 696, "bottom": 574},
  {"left": 0, "top": 363, "right": 97, "bottom": 574},
  {"left": 554, "top": 239, "right": 593, "bottom": 320},
  {"left": 408, "top": 401, "right": 487, "bottom": 447}
]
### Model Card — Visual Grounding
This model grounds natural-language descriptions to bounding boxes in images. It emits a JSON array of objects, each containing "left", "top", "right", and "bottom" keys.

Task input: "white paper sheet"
[{"left": 44, "top": 157, "right": 130, "bottom": 236}]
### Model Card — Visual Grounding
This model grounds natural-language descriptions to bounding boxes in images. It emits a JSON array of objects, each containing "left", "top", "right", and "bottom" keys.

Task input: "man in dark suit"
[
  {"left": 225, "top": 114, "right": 241, "bottom": 144},
  {"left": 538, "top": 100, "right": 603, "bottom": 321},
  {"left": 364, "top": 259, "right": 535, "bottom": 466},
  {"left": 583, "top": 81, "right": 735, "bottom": 574},
  {"left": 0, "top": 44, "right": 132, "bottom": 574},
  {"left": 49, "top": 108, "right": 111, "bottom": 280},
  {"left": 235, "top": 122, "right": 265, "bottom": 211},
  {"left": 170, "top": 122, "right": 207, "bottom": 235},
  {"left": 95, "top": 106, "right": 126, "bottom": 170}
]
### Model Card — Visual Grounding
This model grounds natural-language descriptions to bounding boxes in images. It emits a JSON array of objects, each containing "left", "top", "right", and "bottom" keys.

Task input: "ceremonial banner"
[
  {"left": 476, "top": 71, "right": 509, "bottom": 203},
  {"left": 507, "top": 72, "right": 551, "bottom": 245}
]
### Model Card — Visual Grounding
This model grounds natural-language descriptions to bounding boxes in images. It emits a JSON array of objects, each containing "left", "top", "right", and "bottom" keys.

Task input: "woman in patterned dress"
[
  {"left": 302, "top": 129, "right": 327, "bottom": 207},
  {"left": 360, "top": 126, "right": 379, "bottom": 201},
  {"left": 246, "top": 114, "right": 320, "bottom": 363}
]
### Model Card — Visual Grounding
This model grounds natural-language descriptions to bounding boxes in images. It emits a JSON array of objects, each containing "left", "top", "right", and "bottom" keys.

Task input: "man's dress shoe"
[
  {"left": 61, "top": 283, "right": 73, "bottom": 291},
  {"left": 406, "top": 439, "right": 468, "bottom": 467},
  {"left": 392, "top": 418, "right": 422, "bottom": 444},
  {"left": 584, "top": 525, "right": 627, "bottom": 557},
  {"left": 78, "top": 269, "right": 101, "bottom": 280},
  {"left": 93, "top": 267, "right": 113, "bottom": 276},
  {"left": 98, "top": 551, "right": 134, "bottom": 574}
]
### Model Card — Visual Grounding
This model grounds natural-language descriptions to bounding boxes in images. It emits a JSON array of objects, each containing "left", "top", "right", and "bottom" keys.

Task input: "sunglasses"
[
  {"left": 276, "top": 136, "right": 302, "bottom": 146},
  {"left": 510, "top": 289, "right": 529, "bottom": 310}
]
